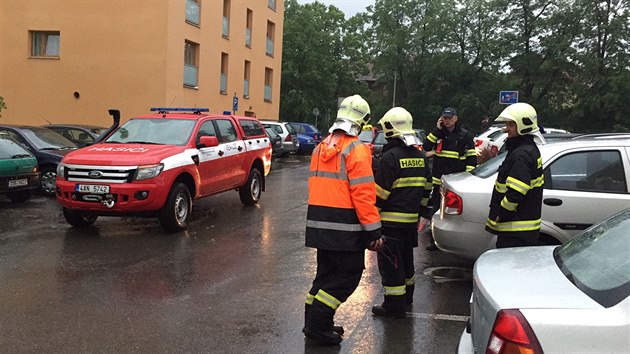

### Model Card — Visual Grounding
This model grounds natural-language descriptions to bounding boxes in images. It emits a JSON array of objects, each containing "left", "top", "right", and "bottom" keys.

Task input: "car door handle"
[
  {"left": 544, "top": 198, "right": 563, "bottom": 206},
  {"left": 238, "top": 146, "right": 243, "bottom": 151},
  {"left": 218, "top": 150, "right": 224, "bottom": 156}
]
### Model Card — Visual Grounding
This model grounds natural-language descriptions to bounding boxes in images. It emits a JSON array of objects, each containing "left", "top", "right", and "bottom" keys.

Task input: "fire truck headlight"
[{"left": 134, "top": 164, "right": 164, "bottom": 181}]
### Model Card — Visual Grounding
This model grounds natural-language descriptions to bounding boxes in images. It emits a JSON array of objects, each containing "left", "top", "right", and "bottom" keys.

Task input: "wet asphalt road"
[{"left": 0, "top": 155, "right": 474, "bottom": 353}]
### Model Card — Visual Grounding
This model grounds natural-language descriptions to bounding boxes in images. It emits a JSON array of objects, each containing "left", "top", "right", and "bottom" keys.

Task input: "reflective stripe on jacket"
[
  {"left": 375, "top": 139, "right": 432, "bottom": 228},
  {"left": 485, "top": 135, "right": 544, "bottom": 238},
  {"left": 423, "top": 124, "right": 476, "bottom": 185},
  {"left": 306, "top": 131, "right": 382, "bottom": 251}
]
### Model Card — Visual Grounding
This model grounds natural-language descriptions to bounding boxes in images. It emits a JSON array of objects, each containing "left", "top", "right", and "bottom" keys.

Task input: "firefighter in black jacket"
[
  {"left": 485, "top": 103, "right": 544, "bottom": 248},
  {"left": 422, "top": 107, "right": 476, "bottom": 249},
  {"left": 372, "top": 107, "right": 432, "bottom": 318}
]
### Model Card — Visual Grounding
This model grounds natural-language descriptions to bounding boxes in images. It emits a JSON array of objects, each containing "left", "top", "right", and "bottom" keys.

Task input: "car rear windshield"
[
  {"left": 105, "top": 119, "right": 196, "bottom": 146},
  {"left": 358, "top": 130, "right": 373, "bottom": 143},
  {"left": 470, "top": 152, "right": 506, "bottom": 178},
  {"left": 0, "top": 138, "right": 33, "bottom": 159},
  {"left": 554, "top": 209, "right": 630, "bottom": 308}
]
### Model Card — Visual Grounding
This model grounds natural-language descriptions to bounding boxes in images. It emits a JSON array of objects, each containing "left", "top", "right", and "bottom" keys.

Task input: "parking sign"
[{"left": 499, "top": 91, "right": 519, "bottom": 105}]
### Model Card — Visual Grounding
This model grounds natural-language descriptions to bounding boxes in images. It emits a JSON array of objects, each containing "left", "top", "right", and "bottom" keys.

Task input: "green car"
[{"left": 0, "top": 137, "right": 40, "bottom": 203}]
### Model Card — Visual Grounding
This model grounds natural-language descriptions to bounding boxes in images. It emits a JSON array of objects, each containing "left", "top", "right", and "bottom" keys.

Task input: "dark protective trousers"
[
  {"left": 496, "top": 232, "right": 541, "bottom": 248},
  {"left": 377, "top": 226, "right": 416, "bottom": 312},
  {"left": 305, "top": 249, "right": 365, "bottom": 332}
]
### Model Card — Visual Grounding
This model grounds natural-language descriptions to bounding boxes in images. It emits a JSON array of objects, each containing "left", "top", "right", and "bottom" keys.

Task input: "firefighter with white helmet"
[
  {"left": 303, "top": 94, "right": 382, "bottom": 345},
  {"left": 485, "top": 102, "right": 544, "bottom": 248},
  {"left": 372, "top": 107, "right": 432, "bottom": 318}
]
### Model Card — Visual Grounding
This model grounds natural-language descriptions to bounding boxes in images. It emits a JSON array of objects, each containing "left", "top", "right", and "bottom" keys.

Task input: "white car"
[
  {"left": 488, "top": 128, "right": 572, "bottom": 154},
  {"left": 432, "top": 135, "right": 630, "bottom": 260},
  {"left": 474, "top": 126, "right": 504, "bottom": 155},
  {"left": 458, "top": 208, "right": 630, "bottom": 353},
  {"left": 260, "top": 120, "right": 299, "bottom": 156}
]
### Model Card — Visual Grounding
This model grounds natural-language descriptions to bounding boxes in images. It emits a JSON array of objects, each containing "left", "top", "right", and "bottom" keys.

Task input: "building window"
[
  {"left": 222, "top": 0, "right": 230, "bottom": 38},
  {"left": 268, "top": 0, "right": 276, "bottom": 11},
  {"left": 184, "top": 41, "right": 199, "bottom": 88},
  {"left": 264, "top": 68, "right": 273, "bottom": 102},
  {"left": 186, "top": 0, "right": 200, "bottom": 26},
  {"left": 220, "top": 53, "right": 229, "bottom": 94},
  {"left": 266, "top": 21, "right": 275, "bottom": 57},
  {"left": 31, "top": 31, "right": 60, "bottom": 57},
  {"left": 245, "top": 9, "right": 253, "bottom": 48},
  {"left": 244, "top": 60, "right": 251, "bottom": 98}
]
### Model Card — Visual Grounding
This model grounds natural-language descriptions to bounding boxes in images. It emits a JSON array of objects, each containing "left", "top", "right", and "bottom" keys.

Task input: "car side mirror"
[{"left": 198, "top": 135, "right": 219, "bottom": 148}]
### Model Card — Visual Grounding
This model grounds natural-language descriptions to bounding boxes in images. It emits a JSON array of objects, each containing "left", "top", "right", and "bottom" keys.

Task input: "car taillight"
[
  {"left": 486, "top": 309, "right": 543, "bottom": 354},
  {"left": 442, "top": 189, "right": 462, "bottom": 215},
  {"left": 285, "top": 134, "right": 292, "bottom": 142},
  {"left": 475, "top": 139, "right": 483, "bottom": 147}
]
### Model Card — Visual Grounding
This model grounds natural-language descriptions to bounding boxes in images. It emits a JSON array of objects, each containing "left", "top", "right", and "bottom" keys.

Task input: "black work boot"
[
  {"left": 305, "top": 303, "right": 344, "bottom": 335},
  {"left": 372, "top": 305, "right": 406, "bottom": 318},
  {"left": 302, "top": 327, "right": 342, "bottom": 346}
]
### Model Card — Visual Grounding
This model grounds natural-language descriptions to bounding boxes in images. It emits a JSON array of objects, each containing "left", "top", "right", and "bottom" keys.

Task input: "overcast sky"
[{"left": 297, "top": 0, "right": 376, "bottom": 18}]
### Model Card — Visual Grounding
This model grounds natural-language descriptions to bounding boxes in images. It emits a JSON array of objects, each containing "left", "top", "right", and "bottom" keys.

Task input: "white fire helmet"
[{"left": 329, "top": 95, "right": 371, "bottom": 136}]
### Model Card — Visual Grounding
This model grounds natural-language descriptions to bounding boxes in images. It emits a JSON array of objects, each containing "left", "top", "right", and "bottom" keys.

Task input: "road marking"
[{"left": 406, "top": 312, "right": 469, "bottom": 322}]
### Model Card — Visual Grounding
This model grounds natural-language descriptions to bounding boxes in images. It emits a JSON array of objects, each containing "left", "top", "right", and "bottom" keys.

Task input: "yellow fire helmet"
[
  {"left": 495, "top": 102, "right": 539, "bottom": 135},
  {"left": 329, "top": 94, "right": 371, "bottom": 136},
  {"left": 378, "top": 107, "right": 420, "bottom": 146}
]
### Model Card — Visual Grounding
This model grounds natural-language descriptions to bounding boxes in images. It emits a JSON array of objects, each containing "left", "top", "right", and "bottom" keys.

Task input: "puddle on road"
[{"left": 422, "top": 266, "right": 473, "bottom": 283}]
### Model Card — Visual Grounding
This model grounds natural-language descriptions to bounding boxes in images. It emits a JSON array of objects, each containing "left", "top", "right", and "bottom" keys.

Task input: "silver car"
[
  {"left": 458, "top": 208, "right": 630, "bottom": 353},
  {"left": 260, "top": 120, "right": 299, "bottom": 156},
  {"left": 432, "top": 135, "right": 630, "bottom": 260}
]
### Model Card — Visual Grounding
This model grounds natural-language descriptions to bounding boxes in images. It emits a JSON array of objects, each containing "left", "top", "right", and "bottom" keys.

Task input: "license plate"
[
  {"left": 76, "top": 184, "right": 110, "bottom": 194},
  {"left": 8, "top": 179, "right": 28, "bottom": 188}
]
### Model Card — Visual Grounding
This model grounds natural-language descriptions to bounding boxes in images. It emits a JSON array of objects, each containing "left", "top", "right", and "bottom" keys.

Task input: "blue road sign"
[
  {"left": 233, "top": 96, "right": 239, "bottom": 112},
  {"left": 499, "top": 91, "right": 519, "bottom": 104}
]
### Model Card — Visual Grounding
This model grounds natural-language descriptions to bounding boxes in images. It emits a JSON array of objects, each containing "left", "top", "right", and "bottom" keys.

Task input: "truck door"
[
  {"left": 196, "top": 120, "right": 225, "bottom": 195},
  {"left": 214, "top": 119, "right": 246, "bottom": 189}
]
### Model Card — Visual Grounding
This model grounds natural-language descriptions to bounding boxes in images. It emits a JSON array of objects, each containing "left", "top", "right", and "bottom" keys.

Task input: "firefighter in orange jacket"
[{"left": 303, "top": 95, "right": 383, "bottom": 346}]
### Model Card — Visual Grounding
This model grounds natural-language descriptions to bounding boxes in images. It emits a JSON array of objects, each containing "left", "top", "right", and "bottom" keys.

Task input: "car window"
[
  {"left": 239, "top": 119, "right": 265, "bottom": 137},
  {"left": 544, "top": 150, "right": 627, "bottom": 193},
  {"left": 0, "top": 137, "right": 33, "bottom": 159},
  {"left": 470, "top": 152, "right": 506, "bottom": 178},
  {"left": 555, "top": 208, "right": 630, "bottom": 307},
  {"left": 289, "top": 123, "right": 304, "bottom": 134},
  {"left": 488, "top": 130, "right": 505, "bottom": 140},
  {"left": 373, "top": 132, "right": 387, "bottom": 145},
  {"left": 196, "top": 120, "right": 217, "bottom": 142},
  {"left": 20, "top": 127, "right": 77, "bottom": 149},
  {"left": 285, "top": 123, "right": 297, "bottom": 135},
  {"left": 358, "top": 130, "right": 373, "bottom": 143},
  {"left": 215, "top": 119, "right": 238, "bottom": 143}
]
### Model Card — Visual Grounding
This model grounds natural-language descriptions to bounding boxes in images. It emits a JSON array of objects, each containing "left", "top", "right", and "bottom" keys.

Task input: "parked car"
[
  {"left": 458, "top": 208, "right": 630, "bottom": 353},
  {"left": 370, "top": 130, "right": 388, "bottom": 158},
  {"left": 295, "top": 133, "right": 317, "bottom": 155},
  {"left": 0, "top": 125, "right": 77, "bottom": 195},
  {"left": 43, "top": 124, "right": 107, "bottom": 148},
  {"left": 414, "top": 128, "right": 427, "bottom": 144},
  {"left": 56, "top": 108, "right": 272, "bottom": 232},
  {"left": 288, "top": 122, "right": 322, "bottom": 145},
  {"left": 265, "top": 126, "right": 285, "bottom": 157},
  {"left": 0, "top": 137, "right": 40, "bottom": 203},
  {"left": 260, "top": 120, "right": 299, "bottom": 156},
  {"left": 432, "top": 134, "right": 630, "bottom": 260},
  {"left": 488, "top": 127, "right": 572, "bottom": 154},
  {"left": 474, "top": 126, "right": 504, "bottom": 155}
]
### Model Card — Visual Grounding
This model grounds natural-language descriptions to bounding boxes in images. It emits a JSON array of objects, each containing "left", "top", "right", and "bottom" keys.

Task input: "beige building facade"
[{"left": 0, "top": 0, "right": 284, "bottom": 126}]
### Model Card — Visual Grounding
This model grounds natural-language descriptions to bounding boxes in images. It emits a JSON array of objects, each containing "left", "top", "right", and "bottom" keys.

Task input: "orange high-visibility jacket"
[{"left": 306, "top": 131, "right": 382, "bottom": 251}]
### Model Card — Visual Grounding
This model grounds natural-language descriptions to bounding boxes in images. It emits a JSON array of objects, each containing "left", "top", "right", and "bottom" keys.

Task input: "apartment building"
[{"left": 0, "top": 0, "right": 284, "bottom": 126}]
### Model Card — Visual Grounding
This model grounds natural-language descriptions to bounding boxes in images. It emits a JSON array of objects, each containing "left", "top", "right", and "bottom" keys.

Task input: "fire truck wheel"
[
  {"left": 63, "top": 207, "right": 98, "bottom": 227},
  {"left": 159, "top": 182, "right": 192, "bottom": 232},
  {"left": 239, "top": 167, "right": 262, "bottom": 206}
]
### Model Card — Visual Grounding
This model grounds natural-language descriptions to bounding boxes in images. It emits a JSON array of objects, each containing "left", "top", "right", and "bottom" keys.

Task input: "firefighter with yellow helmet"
[
  {"left": 303, "top": 94, "right": 382, "bottom": 345},
  {"left": 485, "top": 102, "right": 544, "bottom": 248},
  {"left": 372, "top": 107, "right": 432, "bottom": 318}
]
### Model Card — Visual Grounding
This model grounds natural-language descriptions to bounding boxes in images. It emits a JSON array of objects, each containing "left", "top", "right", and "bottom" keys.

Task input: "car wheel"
[
  {"left": 40, "top": 167, "right": 57, "bottom": 196},
  {"left": 159, "top": 182, "right": 192, "bottom": 233},
  {"left": 239, "top": 167, "right": 262, "bottom": 206},
  {"left": 63, "top": 207, "right": 98, "bottom": 227},
  {"left": 7, "top": 190, "right": 31, "bottom": 203}
]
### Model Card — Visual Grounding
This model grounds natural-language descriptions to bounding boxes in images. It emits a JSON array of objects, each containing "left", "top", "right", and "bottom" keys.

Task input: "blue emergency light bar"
[{"left": 150, "top": 107, "right": 210, "bottom": 114}]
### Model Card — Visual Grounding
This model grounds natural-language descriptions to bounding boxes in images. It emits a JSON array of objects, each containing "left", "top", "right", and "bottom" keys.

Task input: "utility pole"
[{"left": 392, "top": 71, "right": 397, "bottom": 108}]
